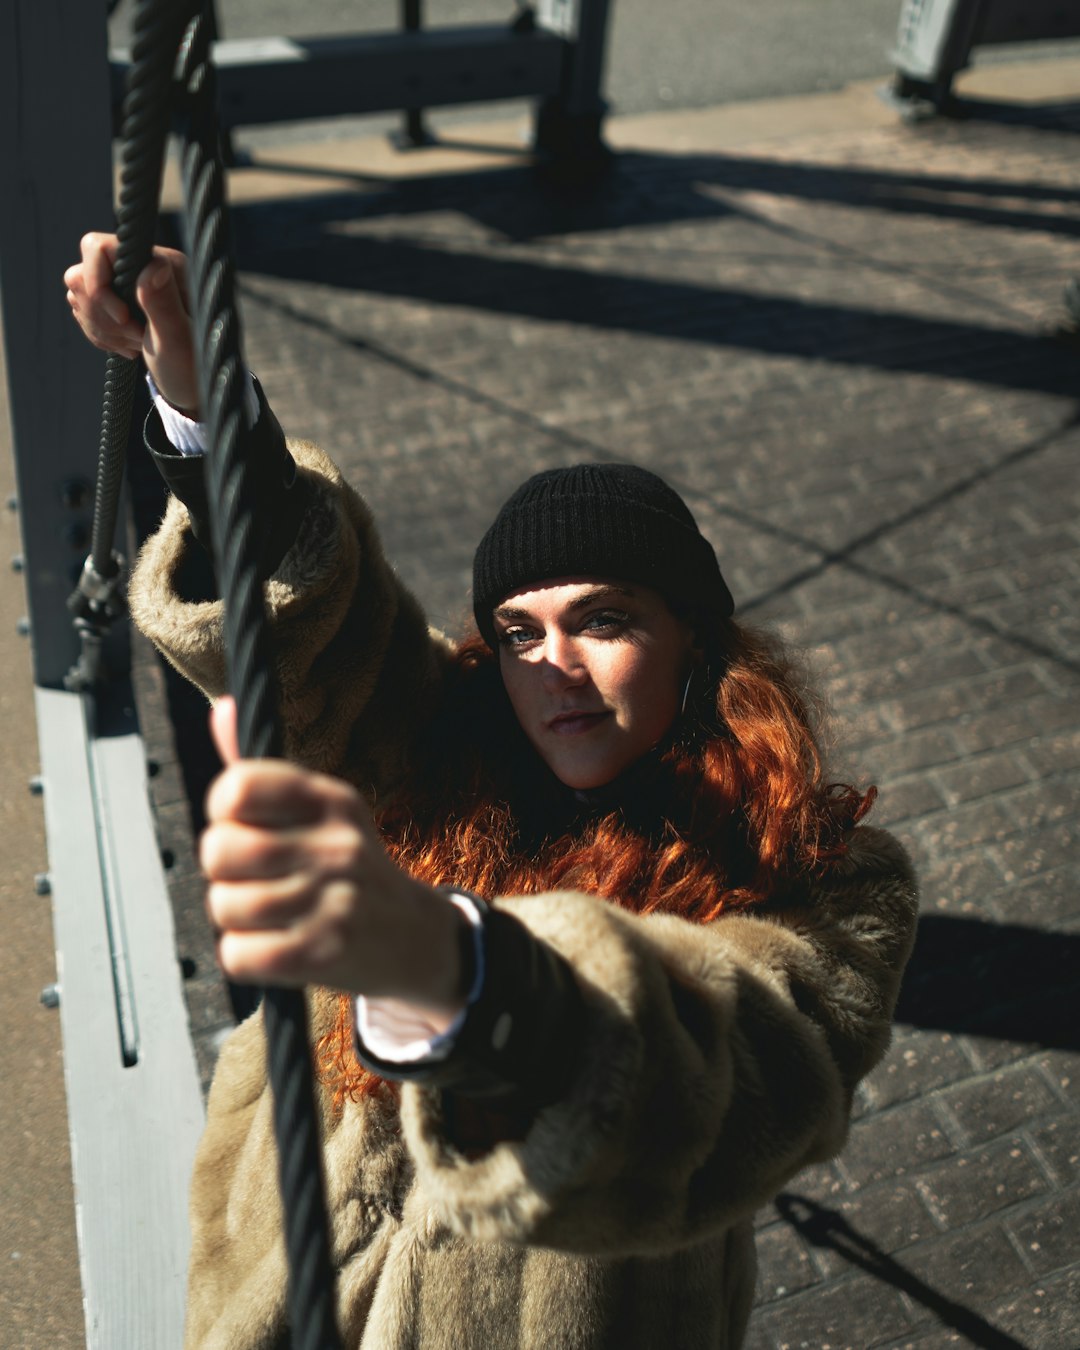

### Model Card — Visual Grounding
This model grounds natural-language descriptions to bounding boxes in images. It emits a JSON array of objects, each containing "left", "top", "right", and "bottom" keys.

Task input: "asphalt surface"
[
  {"left": 108, "top": 0, "right": 1080, "bottom": 144},
  {"left": 0, "top": 359, "right": 85, "bottom": 1345},
  {"left": 111, "top": 0, "right": 908, "bottom": 117}
]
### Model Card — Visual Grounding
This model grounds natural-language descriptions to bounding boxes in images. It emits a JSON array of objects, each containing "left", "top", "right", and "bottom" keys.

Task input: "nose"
[{"left": 540, "top": 630, "right": 588, "bottom": 692}]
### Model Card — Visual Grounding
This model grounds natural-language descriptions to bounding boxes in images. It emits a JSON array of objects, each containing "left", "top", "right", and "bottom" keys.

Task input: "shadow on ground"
[
  {"left": 775, "top": 1193, "right": 1030, "bottom": 1350},
  {"left": 243, "top": 135, "right": 1080, "bottom": 240},
  {"left": 204, "top": 145, "right": 1080, "bottom": 405},
  {"left": 896, "top": 913, "right": 1080, "bottom": 1053}
]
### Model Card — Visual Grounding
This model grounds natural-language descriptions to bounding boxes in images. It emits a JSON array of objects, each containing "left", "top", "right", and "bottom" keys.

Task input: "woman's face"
[{"left": 493, "top": 577, "right": 695, "bottom": 791}]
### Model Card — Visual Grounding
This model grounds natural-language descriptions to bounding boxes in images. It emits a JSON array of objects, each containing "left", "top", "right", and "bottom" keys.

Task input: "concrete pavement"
[
  {"left": 5, "top": 52, "right": 1079, "bottom": 1349},
  {"left": 0, "top": 346, "right": 85, "bottom": 1344}
]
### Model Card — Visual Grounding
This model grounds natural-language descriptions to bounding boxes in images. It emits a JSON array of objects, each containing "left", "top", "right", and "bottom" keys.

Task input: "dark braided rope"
[
  {"left": 89, "top": 0, "right": 191, "bottom": 578},
  {"left": 177, "top": 11, "right": 343, "bottom": 1349},
  {"left": 88, "top": 355, "right": 134, "bottom": 579}
]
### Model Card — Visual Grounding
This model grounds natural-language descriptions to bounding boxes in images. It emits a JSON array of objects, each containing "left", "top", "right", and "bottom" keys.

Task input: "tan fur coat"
[{"left": 129, "top": 440, "right": 919, "bottom": 1350}]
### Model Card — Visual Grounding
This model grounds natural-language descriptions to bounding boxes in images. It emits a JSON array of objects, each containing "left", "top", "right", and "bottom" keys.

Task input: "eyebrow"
[{"left": 493, "top": 585, "right": 636, "bottom": 623}]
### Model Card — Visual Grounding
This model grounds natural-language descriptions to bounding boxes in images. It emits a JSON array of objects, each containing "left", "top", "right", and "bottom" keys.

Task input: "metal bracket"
[
  {"left": 68, "top": 552, "right": 127, "bottom": 624},
  {"left": 65, "top": 552, "right": 128, "bottom": 692}
]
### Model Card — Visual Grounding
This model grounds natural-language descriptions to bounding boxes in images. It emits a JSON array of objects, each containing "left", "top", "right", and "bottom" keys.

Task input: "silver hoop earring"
[{"left": 680, "top": 667, "right": 695, "bottom": 716}]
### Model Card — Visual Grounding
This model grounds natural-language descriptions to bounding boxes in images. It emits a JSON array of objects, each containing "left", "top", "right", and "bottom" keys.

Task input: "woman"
[{"left": 67, "top": 234, "right": 918, "bottom": 1349}]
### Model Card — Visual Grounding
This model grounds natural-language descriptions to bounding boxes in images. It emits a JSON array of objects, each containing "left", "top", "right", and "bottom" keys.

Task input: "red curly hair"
[{"left": 316, "top": 619, "right": 875, "bottom": 1109}]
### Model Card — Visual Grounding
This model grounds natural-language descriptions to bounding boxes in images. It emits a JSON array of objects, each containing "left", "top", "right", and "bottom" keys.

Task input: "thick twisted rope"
[
  {"left": 176, "top": 10, "right": 342, "bottom": 1348},
  {"left": 79, "top": 0, "right": 343, "bottom": 1338}
]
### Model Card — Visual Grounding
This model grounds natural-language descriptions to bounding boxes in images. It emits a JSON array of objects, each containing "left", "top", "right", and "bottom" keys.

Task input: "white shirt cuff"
[
  {"left": 354, "top": 892, "right": 485, "bottom": 1066},
  {"left": 146, "top": 370, "right": 260, "bottom": 455}
]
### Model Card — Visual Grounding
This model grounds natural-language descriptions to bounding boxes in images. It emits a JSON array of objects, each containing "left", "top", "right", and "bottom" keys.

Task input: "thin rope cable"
[
  {"left": 89, "top": 0, "right": 191, "bottom": 578},
  {"left": 177, "top": 9, "right": 342, "bottom": 1347}
]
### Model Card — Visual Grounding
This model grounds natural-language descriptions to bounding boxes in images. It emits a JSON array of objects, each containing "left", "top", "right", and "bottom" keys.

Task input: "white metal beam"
[{"left": 37, "top": 685, "right": 204, "bottom": 1350}]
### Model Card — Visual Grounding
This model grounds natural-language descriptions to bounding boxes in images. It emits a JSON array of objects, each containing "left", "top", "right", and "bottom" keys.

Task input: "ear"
[{"left": 684, "top": 618, "right": 706, "bottom": 666}]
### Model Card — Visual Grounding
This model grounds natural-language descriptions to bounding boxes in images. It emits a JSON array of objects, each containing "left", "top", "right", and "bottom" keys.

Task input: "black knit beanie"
[{"left": 472, "top": 463, "right": 734, "bottom": 646}]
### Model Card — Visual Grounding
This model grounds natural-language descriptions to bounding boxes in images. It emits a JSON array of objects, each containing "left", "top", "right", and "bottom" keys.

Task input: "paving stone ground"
[{"left": 132, "top": 75, "right": 1080, "bottom": 1350}]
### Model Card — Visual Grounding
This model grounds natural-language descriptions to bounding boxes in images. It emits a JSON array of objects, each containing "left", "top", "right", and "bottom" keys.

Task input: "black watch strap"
[{"left": 356, "top": 900, "right": 585, "bottom": 1109}]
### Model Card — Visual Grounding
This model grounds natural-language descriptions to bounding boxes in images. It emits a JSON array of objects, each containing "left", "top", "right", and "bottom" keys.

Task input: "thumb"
[
  {"left": 135, "top": 258, "right": 200, "bottom": 414},
  {"left": 209, "top": 697, "right": 241, "bottom": 766},
  {"left": 136, "top": 257, "right": 188, "bottom": 330}
]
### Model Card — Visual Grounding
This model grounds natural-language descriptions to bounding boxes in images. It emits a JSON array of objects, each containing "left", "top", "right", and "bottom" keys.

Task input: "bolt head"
[
  {"left": 39, "top": 984, "right": 61, "bottom": 1009},
  {"left": 60, "top": 478, "right": 92, "bottom": 509}
]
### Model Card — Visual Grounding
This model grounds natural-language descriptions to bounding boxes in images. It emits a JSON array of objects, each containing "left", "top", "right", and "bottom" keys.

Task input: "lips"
[{"left": 546, "top": 710, "right": 611, "bottom": 736}]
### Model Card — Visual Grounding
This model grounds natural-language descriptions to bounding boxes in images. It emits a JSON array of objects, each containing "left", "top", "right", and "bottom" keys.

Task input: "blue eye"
[
  {"left": 497, "top": 627, "right": 536, "bottom": 648},
  {"left": 582, "top": 609, "right": 629, "bottom": 633}
]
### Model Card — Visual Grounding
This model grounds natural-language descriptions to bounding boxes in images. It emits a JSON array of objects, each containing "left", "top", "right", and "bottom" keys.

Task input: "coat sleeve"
[
  {"left": 400, "top": 825, "right": 919, "bottom": 1257},
  {"left": 127, "top": 431, "right": 450, "bottom": 796}
]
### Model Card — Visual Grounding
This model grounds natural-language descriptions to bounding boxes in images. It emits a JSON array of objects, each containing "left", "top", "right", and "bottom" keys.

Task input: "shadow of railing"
[
  {"left": 192, "top": 137, "right": 1080, "bottom": 403},
  {"left": 895, "top": 913, "right": 1080, "bottom": 1053},
  {"left": 229, "top": 229, "right": 1075, "bottom": 399},
  {"left": 933, "top": 94, "right": 1080, "bottom": 137},
  {"left": 774, "top": 1194, "right": 1031, "bottom": 1350},
  {"left": 228, "top": 137, "right": 1080, "bottom": 240}
]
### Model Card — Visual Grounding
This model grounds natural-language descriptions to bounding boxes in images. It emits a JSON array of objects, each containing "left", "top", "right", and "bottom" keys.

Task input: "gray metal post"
[
  {"left": 563, "top": 0, "right": 612, "bottom": 123},
  {"left": 534, "top": 0, "right": 612, "bottom": 165},
  {"left": 891, "top": 0, "right": 983, "bottom": 105},
  {"left": 0, "top": 0, "right": 116, "bottom": 688},
  {"left": 399, "top": 0, "right": 435, "bottom": 149},
  {"left": 1, "top": 13, "right": 205, "bottom": 1349},
  {"left": 890, "top": 0, "right": 1080, "bottom": 112}
]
